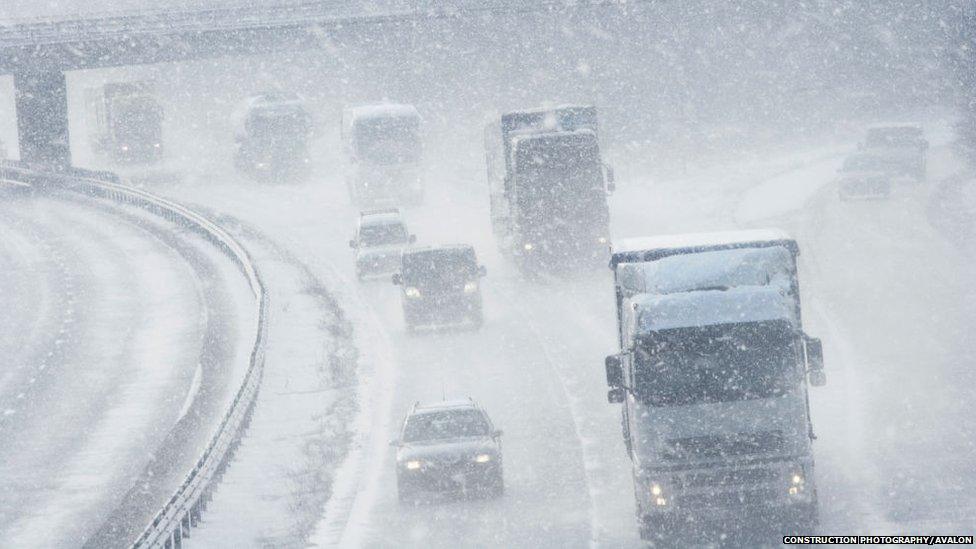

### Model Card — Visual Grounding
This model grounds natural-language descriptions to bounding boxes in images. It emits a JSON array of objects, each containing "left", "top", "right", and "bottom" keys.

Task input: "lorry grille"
[
  {"left": 663, "top": 430, "right": 785, "bottom": 461},
  {"left": 673, "top": 467, "right": 780, "bottom": 490},
  {"left": 679, "top": 487, "right": 782, "bottom": 510}
]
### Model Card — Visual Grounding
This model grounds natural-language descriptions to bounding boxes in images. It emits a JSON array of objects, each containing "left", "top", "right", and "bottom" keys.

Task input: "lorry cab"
[
  {"left": 342, "top": 104, "right": 423, "bottom": 206},
  {"left": 232, "top": 92, "right": 312, "bottom": 178},
  {"left": 349, "top": 208, "right": 416, "bottom": 280},
  {"left": 604, "top": 230, "right": 825, "bottom": 543},
  {"left": 392, "top": 244, "right": 487, "bottom": 330}
]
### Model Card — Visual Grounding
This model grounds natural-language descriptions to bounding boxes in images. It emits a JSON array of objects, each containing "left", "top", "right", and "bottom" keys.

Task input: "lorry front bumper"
[
  {"left": 638, "top": 459, "right": 816, "bottom": 525},
  {"left": 402, "top": 294, "right": 482, "bottom": 325}
]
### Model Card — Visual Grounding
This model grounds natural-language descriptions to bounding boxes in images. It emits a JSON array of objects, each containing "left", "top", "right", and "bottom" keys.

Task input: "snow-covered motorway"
[
  {"left": 144, "top": 113, "right": 976, "bottom": 547},
  {"left": 0, "top": 190, "right": 252, "bottom": 547}
]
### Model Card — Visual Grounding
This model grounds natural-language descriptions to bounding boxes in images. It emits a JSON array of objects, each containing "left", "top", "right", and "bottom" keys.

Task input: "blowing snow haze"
[{"left": 0, "top": 1, "right": 974, "bottom": 548}]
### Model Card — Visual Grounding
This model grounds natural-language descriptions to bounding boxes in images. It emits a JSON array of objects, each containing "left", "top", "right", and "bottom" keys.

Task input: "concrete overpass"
[{"left": 1, "top": 0, "right": 619, "bottom": 166}]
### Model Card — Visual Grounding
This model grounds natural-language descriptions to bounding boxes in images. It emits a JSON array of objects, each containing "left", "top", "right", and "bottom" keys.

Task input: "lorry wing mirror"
[
  {"left": 409, "top": 234, "right": 417, "bottom": 244},
  {"left": 808, "top": 369, "right": 827, "bottom": 387},
  {"left": 605, "top": 354, "right": 624, "bottom": 387},
  {"left": 607, "top": 387, "right": 626, "bottom": 403},
  {"left": 478, "top": 265, "right": 488, "bottom": 277},
  {"left": 392, "top": 273, "right": 402, "bottom": 286},
  {"left": 804, "top": 336, "right": 826, "bottom": 386},
  {"left": 349, "top": 239, "right": 358, "bottom": 249}
]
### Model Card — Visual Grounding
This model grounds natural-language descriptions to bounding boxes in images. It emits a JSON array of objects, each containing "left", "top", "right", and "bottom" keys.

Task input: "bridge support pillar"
[{"left": 14, "top": 71, "right": 71, "bottom": 168}]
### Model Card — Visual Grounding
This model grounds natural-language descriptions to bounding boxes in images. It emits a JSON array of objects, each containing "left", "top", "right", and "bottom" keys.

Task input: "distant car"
[
  {"left": 837, "top": 153, "right": 892, "bottom": 200},
  {"left": 391, "top": 398, "right": 504, "bottom": 502},
  {"left": 350, "top": 208, "right": 415, "bottom": 280},
  {"left": 392, "top": 244, "right": 486, "bottom": 330},
  {"left": 858, "top": 124, "right": 928, "bottom": 182}
]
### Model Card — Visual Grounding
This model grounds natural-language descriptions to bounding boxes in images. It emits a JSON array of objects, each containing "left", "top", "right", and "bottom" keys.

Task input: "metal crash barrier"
[{"left": 0, "top": 160, "right": 268, "bottom": 548}]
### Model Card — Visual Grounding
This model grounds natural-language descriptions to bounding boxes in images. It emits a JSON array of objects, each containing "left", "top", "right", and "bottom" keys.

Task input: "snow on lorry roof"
[
  {"left": 414, "top": 398, "right": 479, "bottom": 412},
  {"left": 617, "top": 245, "right": 794, "bottom": 299},
  {"left": 611, "top": 229, "right": 795, "bottom": 265},
  {"left": 347, "top": 103, "right": 420, "bottom": 121},
  {"left": 504, "top": 104, "right": 593, "bottom": 116},
  {"left": 630, "top": 286, "right": 795, "bottom": 333}
]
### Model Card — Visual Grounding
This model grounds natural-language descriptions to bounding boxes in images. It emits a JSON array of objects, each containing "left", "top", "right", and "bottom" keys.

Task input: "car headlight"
[
  {"left": 404, "top": 287, "right": 421, "bottom": 298},
  {"left": 120, "top": 145, "right": 129, "bottom": 151},
  {"left": 597, "top": 236, "right": 608, "bottom": 244},
  {"left": 463, "top": 281, "right": 478, "bottom": 293},
  {"left": 523, "top": 242, "right": 534, "bottom": 251},
  {"left": 405, "top": 460, "right": 422, "bottom": 470},
  {"left": 474, "top": 454, "right": 492, "bottom": 463},
  {"left": 153, "top": 143, "right": 161, "bottom": 148}
]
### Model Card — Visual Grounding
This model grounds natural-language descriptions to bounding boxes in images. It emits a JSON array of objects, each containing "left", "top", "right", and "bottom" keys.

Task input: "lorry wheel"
[{"left": 397, "top": 481, "right": 414, "bottom": 504}]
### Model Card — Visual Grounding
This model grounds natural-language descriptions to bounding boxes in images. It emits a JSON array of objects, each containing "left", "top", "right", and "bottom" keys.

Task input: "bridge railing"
[{"left": 0, "top": 160, "right": 269, "bottom": 549}]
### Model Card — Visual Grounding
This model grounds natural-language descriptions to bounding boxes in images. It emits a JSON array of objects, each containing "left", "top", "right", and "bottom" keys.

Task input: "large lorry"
[
  {"left": 484, "top": 105, "right": 614, "bottom": 273},
  {"left": 232, "top": 92, "right": 312, "bottom": 178},
  {"left": 85, "top": 81, "right": 163, "bottom": 163},
  {"left": 858, "top": 124, "right": 928, "bottom": 182},
  {"left": 603, "top": 229, "right": 826, "bottom": 544},
  {"left": 341, "top": 104, "right": 423, "bottom": 205}
]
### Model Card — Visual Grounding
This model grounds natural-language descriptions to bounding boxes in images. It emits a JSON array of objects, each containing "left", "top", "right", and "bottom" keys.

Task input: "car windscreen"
[
  {"left": 634, "top": 320, "right": 800, "bottom": 407},
  {"left": 402, "top": 409, "right": 489, "bottom": 442},
  {"left": 359, "top": 224, "right": 407, "bottom": 247},
  {"left": 401, "top": 248, "right": 477, "bottom": 286}
]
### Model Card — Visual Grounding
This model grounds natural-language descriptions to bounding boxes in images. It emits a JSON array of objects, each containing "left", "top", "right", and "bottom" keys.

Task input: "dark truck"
[
  {"left": 603, "top": 229, "right": 826, "bottom": 544},
  {"left": 858, "top": 124, "right": 928, "bottom": 182},
  {"left": 342, "top": 104, "right": 423, "bottom": 206},
  {"left": 484, "top": 105, "right": 614, "bottom": 274},
  {"left": 233, "top": 92, "right": 312, "bottom": 178},
  {"left": 392, "top": 245, "right": 486, "bottom": 331},
  {"left": 85, "top": 81, "right": 163, "bottom": 163}
]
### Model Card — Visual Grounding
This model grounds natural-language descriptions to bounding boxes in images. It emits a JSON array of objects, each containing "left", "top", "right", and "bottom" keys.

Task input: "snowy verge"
[{"left": 183, "top": 219, "right": 360, "bottom": 548}]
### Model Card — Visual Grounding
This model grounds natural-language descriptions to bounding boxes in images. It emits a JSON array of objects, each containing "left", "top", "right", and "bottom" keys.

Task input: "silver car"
[{"left": 391, "top": 398, "right": 503, "bottom": 502}]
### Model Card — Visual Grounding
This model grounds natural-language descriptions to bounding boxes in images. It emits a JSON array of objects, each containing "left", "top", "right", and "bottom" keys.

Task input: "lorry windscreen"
[
  {"left": 355, "top": 118, "right": 420, "bottom": 165},
  {"left": 403, "top": 409, "right": 489, "bottom": 442},
  {"left": 114, "top": 99, "right": 162, "bottom": 141},
  {"left": 865, "top": 128, "right": 921, "bottom": 147},
  {"left": 401, "top": 249, "right": 477, "bottom": 287},
  {"left": 248, "top": 111, "right": 308, "bottom": 142},
  {"left": 634, "top": 320, "right": 799, "bottom": 407},
  {"left": 515, "top": 139, "right": 606, "bottom": 223}
]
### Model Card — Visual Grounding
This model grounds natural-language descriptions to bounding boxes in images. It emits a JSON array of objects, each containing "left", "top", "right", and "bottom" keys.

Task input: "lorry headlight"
[
  {"left": 788, "top": 470, "right": 806, "bottom": 496},
  {"left": 121, "top": 145, "right": 129, "bottom": 151},
  {"left": 405, "top": 460, "right": 422, "bottom": 470},
  {"left": 153, "top": 143, "right": 161, "bottom": 148},
  {"left": 523, "top": 242, "right": 534, "bottom": 251},
  {"left": 651, "top": 483, "right": 663, "bottom": 496},
  {"left": 474, "top": 454, "right": 492, "bottom": 463},
  {"left": 404, "top": 287, "right": 421, "bottom": 298},
  {"left": 463, "top": 281, "right": 478, "bottom": 293}
]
